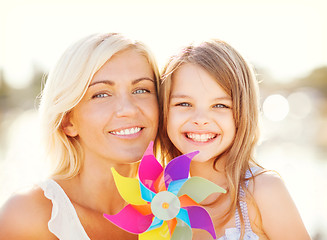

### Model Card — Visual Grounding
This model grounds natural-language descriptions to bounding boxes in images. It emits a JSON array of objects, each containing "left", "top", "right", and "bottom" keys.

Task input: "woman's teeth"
[
  {"left": 186, "top": 133, "right": 216, "bottom": 142},
  {"left": 111, "top": 127, "right": 141, "bottom": 136}
]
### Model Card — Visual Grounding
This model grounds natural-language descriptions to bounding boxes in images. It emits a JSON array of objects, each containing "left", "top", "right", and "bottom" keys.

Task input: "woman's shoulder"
[{"left": 0, "top": 185, "right": 57, "bottom": 239}]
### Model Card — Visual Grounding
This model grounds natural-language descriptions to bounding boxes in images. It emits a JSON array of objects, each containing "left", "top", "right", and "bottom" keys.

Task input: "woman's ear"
[{"left": 61, "top": 113, "right": 78, "bottom": 137}]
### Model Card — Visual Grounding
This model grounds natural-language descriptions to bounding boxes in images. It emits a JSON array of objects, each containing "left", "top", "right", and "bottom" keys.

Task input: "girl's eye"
[
  {"left": 92, "top": 93, "right": 110, "bottom": 99},
  {"left": 213, "top": 104, "right": 229, "bottom": 108},
  {"left": 133, "top": 89, "right": 150, "bottom": 94},
  {"left": 176, "top": 102, "right": 191, "bottom": 107}
]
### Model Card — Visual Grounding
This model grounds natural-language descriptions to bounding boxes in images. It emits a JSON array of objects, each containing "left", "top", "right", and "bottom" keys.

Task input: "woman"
[{"left": 0, "top": 33, "right": 160, "bottom": 239}]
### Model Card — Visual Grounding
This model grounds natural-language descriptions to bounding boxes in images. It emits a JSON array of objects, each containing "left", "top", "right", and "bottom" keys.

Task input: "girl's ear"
[{"left": 61, "top": 113, "right": 78, "bottom": 137}]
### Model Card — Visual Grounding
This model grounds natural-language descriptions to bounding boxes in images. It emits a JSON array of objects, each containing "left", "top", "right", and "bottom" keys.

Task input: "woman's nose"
[{"left": 115, "top": 94, "right": 138, "bottom": 117}]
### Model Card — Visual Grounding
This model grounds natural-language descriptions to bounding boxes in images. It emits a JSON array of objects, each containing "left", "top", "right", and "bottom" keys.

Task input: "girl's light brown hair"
[{"left": 159, "top": 39, "right": 261, "bottom": 232}]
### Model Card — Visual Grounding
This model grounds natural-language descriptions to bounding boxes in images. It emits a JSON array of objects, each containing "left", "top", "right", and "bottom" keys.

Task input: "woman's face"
[
  {"left": 167, "top": 63, "right": 235, "bottom": 163},
  {"left": 65, "top": 49, "right": 159, "bottom": 164}
]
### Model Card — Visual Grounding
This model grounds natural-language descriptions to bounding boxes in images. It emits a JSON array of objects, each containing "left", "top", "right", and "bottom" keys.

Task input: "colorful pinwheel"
[{"left": 104, "top": 142, "right": 226, "bottom": 240}]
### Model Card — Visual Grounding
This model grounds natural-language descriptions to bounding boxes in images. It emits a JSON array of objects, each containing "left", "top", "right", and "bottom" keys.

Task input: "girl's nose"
[{"left": 192, "top": 109, "right": 209, "bottom": 126}]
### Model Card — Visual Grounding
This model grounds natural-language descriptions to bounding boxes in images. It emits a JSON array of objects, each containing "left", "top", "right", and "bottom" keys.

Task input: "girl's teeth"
[
  {"left": 187, "top": 133, "right": 215, "bottom": 142},
  {"left": 111, "top": 127, "right": 141, "bottom": 136}
]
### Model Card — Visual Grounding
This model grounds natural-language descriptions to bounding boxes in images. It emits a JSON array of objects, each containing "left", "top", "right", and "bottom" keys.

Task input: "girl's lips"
[
  {"left": 184, "top": 132, "right": 218, "bottom": 143},
  {"left": 109, "top": 127, "right": 143, "bottom": 136}
]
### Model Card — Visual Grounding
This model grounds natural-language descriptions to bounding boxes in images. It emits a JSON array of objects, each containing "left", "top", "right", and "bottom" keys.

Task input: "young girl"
[
  {"left": 159, "top": 39, "right": 311, "bottom": 239},
  {"left": 0, "top": 33, "right": 160, "bottom": 239}
]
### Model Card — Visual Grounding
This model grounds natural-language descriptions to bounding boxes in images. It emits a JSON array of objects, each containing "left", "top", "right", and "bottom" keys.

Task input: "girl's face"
[
  {"left": 64, "top": 49, "right": 159, "bottom": 164},
  {"left": 167, "top": 63, "right": 236, "bottom": 163}
]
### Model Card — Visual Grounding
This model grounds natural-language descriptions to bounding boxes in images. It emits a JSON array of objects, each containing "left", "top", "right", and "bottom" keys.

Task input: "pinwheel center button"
[
  {"left": 162, "top": 202, "right": 169, "bottom": 209},
  {"left": 151, "top": 191, "right": 181, "bottom": 221}
]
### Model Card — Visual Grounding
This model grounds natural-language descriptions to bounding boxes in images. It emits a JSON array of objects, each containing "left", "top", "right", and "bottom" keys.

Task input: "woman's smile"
[{"left": 109, "top": 126, "right": 143, "bottom": 137}]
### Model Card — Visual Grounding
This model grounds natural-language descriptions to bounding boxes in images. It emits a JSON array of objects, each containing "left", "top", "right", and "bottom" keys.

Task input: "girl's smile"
[
  {"left": 185, "top": 132, "right": 217, "bottom": 143},
  {"left": 167, "top": 63, "right": 235, "bottom": 163}
]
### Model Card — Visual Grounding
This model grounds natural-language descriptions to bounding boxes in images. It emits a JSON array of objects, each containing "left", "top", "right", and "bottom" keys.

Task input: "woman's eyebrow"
[
  {"left": 88, "top": 77, "right": 155, "bottom": 88},
  {"left": 88, "top": 80, "right": 114, "bottom": 88},
  {"left": 131, "top": 77, "right": 155, "bottom": 85}
]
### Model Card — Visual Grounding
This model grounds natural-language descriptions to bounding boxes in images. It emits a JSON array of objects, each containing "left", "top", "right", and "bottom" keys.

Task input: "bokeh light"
[
  {"left": 287, "top": 91, "right": 312, "bottom": 119},
  {"left": 263, "top": 94, "right": 290, "bottom": 121}
]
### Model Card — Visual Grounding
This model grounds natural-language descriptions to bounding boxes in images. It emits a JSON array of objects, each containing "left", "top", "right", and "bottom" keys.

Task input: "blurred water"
[
  {"left": 0, "top": 109, "right": 326, "bottom": 238},
  {"left": 257, "top": 142, "right": 327, "bottom": 238},
  {"left": 0, "top": 110, "right": 48, "bottom": 206}
]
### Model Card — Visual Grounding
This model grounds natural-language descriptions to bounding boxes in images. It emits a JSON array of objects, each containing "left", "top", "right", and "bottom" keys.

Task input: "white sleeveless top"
[
  {"left": 39, "top": 179, "right": 90, "bottom": 240},
  {"left": 216, "top": 167, "right": 260, "bottom": 240}
]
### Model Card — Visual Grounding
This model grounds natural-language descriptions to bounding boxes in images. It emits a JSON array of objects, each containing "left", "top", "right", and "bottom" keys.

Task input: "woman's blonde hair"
[
  {"left": 159, "top": 39, "right": 261, "bottom": 231},
  {"left": 39, "top": 33, "right": 160, "bottom": 179}
]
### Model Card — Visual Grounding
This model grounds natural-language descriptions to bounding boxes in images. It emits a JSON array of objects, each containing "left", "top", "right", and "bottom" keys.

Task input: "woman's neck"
[{"left": 57, "top": 154, "right": 138, "bottom": 215}]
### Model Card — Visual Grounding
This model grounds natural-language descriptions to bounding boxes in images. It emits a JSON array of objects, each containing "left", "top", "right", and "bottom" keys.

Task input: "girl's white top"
[
  {"left": 216, "top": 167, "right": 260, "bottom": 240},
  {"left": 39, "top": 179, "right": 90, "bottom": 240}
]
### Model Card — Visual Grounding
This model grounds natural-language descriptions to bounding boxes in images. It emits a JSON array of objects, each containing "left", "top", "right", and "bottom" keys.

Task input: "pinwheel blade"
[
  {"left": 178, "top": 194, "right": 199, "bottom": 208},
  {"left": 111, "top": 168, "right": 147, "bottom": 205},
  {"left": 176, "top": 208, "right": 191, "bottom": 227},
  {"left": 140, "top": 181, "right": 157, "bottom": 202},
  {"left": 154, "top": 171, "right": 166, "bottom": 192},
  {"left": 167, "top": 218, "right": 177, "bottom": 235},
  {"left": 132, "top": 204, "right": 152, "bottom": 216},
  {"left": 139, "top": 221, "right": 170, "bottom": 240},
  {"left": 147, "top": 217, "right": 163, "bottom": 231},
  {"left": 104, "top": 205, "right": 153, "bottom": 234},
  {"left": 167, "top": 179, "right": 188, "bottom": 195},
  {"left": 164, "top": 151, "right": 199, "bottom": 189},
  {"left": 139, "top": 142, "right": 164, "bottom": 192},
  {"left": 170, "top": 218, "right": 192, "bottom": 240},
  {"left": 177, "top": 176, "right": 226, "bottom": 203},
  {"left": 184, "top": 205, "right": 216, "bottom": 239}
]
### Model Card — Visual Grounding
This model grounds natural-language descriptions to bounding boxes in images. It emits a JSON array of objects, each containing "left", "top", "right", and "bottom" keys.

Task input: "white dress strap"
[
  {"left": 39, "top": 179, "right": 90, "bottom": 240},
  {"left": 235, "top": 167, "right": 261, "bottom": 233}
]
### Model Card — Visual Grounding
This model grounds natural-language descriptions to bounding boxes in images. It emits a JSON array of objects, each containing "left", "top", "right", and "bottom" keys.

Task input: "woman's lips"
[{"left": 110, "top": 127, "right": 143, "bottom": 136}]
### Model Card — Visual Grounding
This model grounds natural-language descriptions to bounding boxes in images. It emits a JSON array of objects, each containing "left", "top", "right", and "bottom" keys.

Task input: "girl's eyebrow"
[
  {"left": 214, "top": 96, "right": 232, "bottom": 101},
  {"left": 170, "top": 94, "right": 190, "bottom": 99},
  {"left": 171, "top": 94, "right": 231, "bottom": 101},
  {"left": 88, "top": 77, "right": 155, "bottom": 88}
]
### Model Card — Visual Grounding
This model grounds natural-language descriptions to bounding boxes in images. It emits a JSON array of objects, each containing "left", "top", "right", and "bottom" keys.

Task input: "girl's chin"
[{"left": 190, "top": 155, "right": 216, "bottom": 163}]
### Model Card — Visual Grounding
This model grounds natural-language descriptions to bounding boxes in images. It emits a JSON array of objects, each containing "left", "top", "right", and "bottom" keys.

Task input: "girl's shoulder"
[
  {"left": 248, "top": 170, "right": 311, "bottom": 239},
  {"left": 249, "top": 170, "right": 290, "bottom": 216},
  {"left": 0, "top": 185, "right": 57, "bottom": 239},
  {"left": 251, "top": 169, "right": 283, "bottom": 190}
]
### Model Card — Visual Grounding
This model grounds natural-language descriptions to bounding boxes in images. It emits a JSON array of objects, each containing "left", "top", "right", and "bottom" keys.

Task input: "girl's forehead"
[{"left": 170, "top": 63, "right": 231, "bottom": 99}]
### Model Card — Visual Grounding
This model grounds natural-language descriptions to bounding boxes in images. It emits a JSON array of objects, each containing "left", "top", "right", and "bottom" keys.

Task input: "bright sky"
[{"left": 1, "top": 0, "right": 327, "bottom": 88}]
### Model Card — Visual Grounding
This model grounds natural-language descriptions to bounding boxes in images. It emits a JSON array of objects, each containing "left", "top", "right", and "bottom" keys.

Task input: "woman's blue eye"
[
  {"left": 133, "top": 89, "right": 149, "bottom": 94},
  {"left": 92, "top": 93, "right": 110, "bottom": 98}
]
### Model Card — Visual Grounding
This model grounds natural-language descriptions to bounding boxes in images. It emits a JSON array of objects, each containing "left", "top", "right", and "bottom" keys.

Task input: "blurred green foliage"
[{"left": 0, "top": 65, "right": 326, "bottom": 112}]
